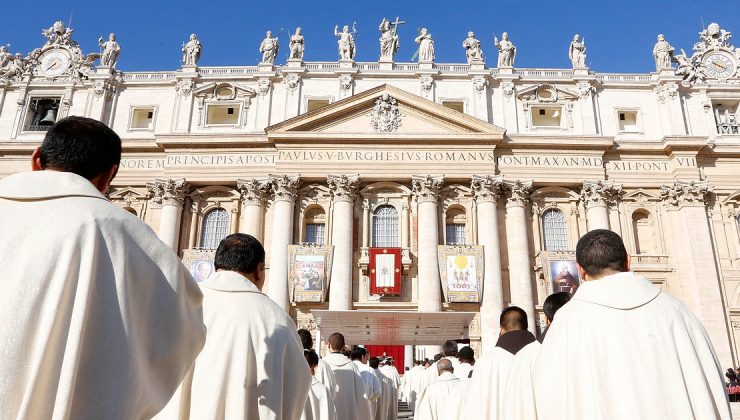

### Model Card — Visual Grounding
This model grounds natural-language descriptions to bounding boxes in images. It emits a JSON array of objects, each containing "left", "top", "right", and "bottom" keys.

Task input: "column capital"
[
  {"left": 147, "top": 178, "right": 188, "bottom": 207},
  {"left": 660, "top": 180, "right": 713, "bottom": 209},
  {"left": 412, "top": 175, "right": 444, "bottom": 203},
  {"left": 237, "top": 178, "right": 271, "bottom": 207},
  {"left": 505, "top": 180, "right": 533, "bottom": 208},
  {"left": 580, "top": 180, "right": 623, "bottom": 209},
  {"left": 327, "top": 174, "right": 360, "bottom": 203},
  {"left": 269, "top": 174, "right": 301, "bottom": 203},
  {"left": 471, "top": 175, "right": 504, "bottom": 203}
]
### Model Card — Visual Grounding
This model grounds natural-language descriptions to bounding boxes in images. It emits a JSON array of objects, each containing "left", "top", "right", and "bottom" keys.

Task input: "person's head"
[
  {"left": 32, "top": 116, "right": 121, "bottom": 193},
  {"left": 343, "top": 25, "right": 349, "bottom": 32},
  {"left": 573, "top": 34, "right": 580, "bottom": 41},
  {"left": 443, "top": 340, "right": 458, "bottom": 357},
  {"left": 457, "top": 346, "right": 475, "bottom": 364},
  {"left": 304, "top": 349, "right": 319, "bottom": 375},
  {"left": 328, "top": 332, "right": 345, "bottom": 352},
  {"left": 405, "top": 366, "right": 410, "bottom": 371},
  {"left": 296, "top": 27, "right": 302, "bottom": 35},
  {"left": 420, "top": 28, "right": 428, "bottom": 35},
  {"left": 502, "top": 32, "right": 509, "bottom": 39},
  {"left": 657, "top": 34, "right": 665, "bottom": 42},
  {"left": 467, "top": 31, "right": 474, "bottom": 38},
  {"left": 543, "top": 292, "right": 572, "bottom": 325},
  {"left": 433, "top": 353, "right": 443, "bottom": 363},
  {"left": 575, "top": 229, "right": 630, "bottom": 280},
  {"left": 196, "top": 261, "right": 213, "bottom": 279},
  {"left": 436, "top": 358, "right": 453, "bottom": 374},
  {"left": 214, "top": 233, "right": 265, "bottom": 289},
  {"left": 190, "top": 33, "right": 197, "bottom": 40},
  {"left": 266, "top": 31, "right": 272, "bottom": 38},
  {"left": 109, "top": 33, "right": 116, "bottom": 41},
  {"left": 351, "top": 346, "right": 367, "bottom": 362},
  {"left": 500, "top": 306, "right": 528, "bottom": 334},
  {"left": 413, "top": 360, "right": 420, "bottom": 366},
  {"left": 386, "top": 358, "right": 393, "bottom": 366},
  {"left": 297, "top": 329, "right": 312, "bottom": 350},
  {"left": 369, "top": 357, "right": 380, "bottom": 369}
]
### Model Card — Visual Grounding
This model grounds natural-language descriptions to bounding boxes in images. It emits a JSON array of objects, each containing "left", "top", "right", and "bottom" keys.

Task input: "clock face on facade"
[
  {"left": 703, "top": 52, "right": 736, "bottom": 79},
  {"left": 38, "top": 50, "right": 71, "bottom": 77}
]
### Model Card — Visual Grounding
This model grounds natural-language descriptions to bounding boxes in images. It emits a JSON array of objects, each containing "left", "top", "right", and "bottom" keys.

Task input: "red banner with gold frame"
[{"left": 369, "top": 247, "right": 402, "bottom": 296}]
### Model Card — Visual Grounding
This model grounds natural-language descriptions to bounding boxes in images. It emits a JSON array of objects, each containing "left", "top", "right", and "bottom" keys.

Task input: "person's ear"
[
  {"left": 254, "top": 262, "right": 265, "bottom": 289},
  {"left": 576, "top": 263, "right": 589, "bottom": 281},
  {"left": 31, "top": 147, "right": 43, "bottom": 171},
  {"left": 625, "top": 255, "right": 631, "bottom": 272},
  {"left": 90, "top": 165, "right": 118, "bottom": 193}
]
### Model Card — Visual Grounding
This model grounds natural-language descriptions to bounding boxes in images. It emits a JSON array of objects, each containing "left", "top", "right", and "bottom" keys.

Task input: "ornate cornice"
[
  {"left": 269, "top": 174, "right": 300, "bottom": 203},
  {"left": 505, "top": 180, "right": 533, "bottom": 208},
  {"left": 327, "top": 174, "right": 360, "bottom": 203},
  {"left": 237, "top": 178, "right": 270, "bottom": 207},
  {"left": 147, "top": 178, "right": 188, "bottom": 207},
  {"left": 580, "top": 180, "right": 623, "bottom": 209},
  {"left": 412, "top": 174, "right": 444, "bottom": 203},
  {"left": 660, "top": 181, "right": 712, "bottom": 208},
  {"left": 470, "top": 175, "right": 503, "bottom": 204}
]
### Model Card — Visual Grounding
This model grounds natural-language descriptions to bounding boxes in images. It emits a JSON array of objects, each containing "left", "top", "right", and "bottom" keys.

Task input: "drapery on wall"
[{"left": 364, "top": 344, "right": 404, "bottom": 374}]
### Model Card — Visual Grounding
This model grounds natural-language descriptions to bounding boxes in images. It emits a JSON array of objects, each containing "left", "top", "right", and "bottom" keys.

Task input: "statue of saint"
[
  {"left": 289, "top": 27, "right": 304, "bottom": 60},
  {"left": 0, "top": 53, "right": 27, "bottom": 81},
  {"left": 415, "top": 28, "right": 435, "bottom": 62},
  {"left": 334, "top": 25, "right": 356, "bottom": 60},
  {"left": 494, "top": 32, "right": 516, "bottom": 67},
  {"left": 98, "top": 33, "right": 121, "bottom": 68},
  {"left": 569, "top": 34, "right": 587, "bottom": 68},
  {"left": 182, "top": 34, "right": 202, "bottom": 66},
  {"left": 0, "top": 46, "right": 11, "bottom": 69},
  {"left": 259, "top": 31, "right": 279, "bottom": 64},
  {"left": 653, "top": 34, "right": 675, "bottom": 70},
  {"left": 462, "top": 31, "right": 483, "bottom": 63},
  {"left": 379, "top": 18, "right": 401, "bottom": 61}
]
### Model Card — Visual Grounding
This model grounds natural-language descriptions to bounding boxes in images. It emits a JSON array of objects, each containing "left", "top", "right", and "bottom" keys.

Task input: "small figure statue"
[
  {"left": 98, "top": 33, "right": 121, "bottom": 68},
  {"left": 462, "top": 31, "right": 483, "bottom": 64},
  {"left": 259, "top": 31, "right": 279, "bottom": 64},
  {"left": 0, "top": 53, "right": 28, "bottom": 81},
  {"left": 674, "top": 48, "right": 705, "bottom": 83},
  {"left": 334, "top": 24, "right": 356, "bottom": 60},
  {"left": 415, "top": 28, "right": 435, "bottom": 62},
  {"left": 494, "top": 32, "right": 516, "bottom": 67},
  {"left": 569, "top": 34, "right": 587, "bottom": 68},
  {"left": 652, "top": 34, "right": 674, "bottom": 70},
  {"left": 182, "top": 33, "right": 202, "bottom": 66},
  {"left": 0, "top": 45, "right": 11, "bottom": 69},
  {"left": 289, "top": 27, "right": 304, "bottom": 60},
  {"left": 379, "top": 17, "right": 402, "bottom": 61},
  {"left": 42, "top": 21, "right": 74, "bottom": 46},
  {"left": 694, "top": 22, "right": 733, "bottom": 52}
]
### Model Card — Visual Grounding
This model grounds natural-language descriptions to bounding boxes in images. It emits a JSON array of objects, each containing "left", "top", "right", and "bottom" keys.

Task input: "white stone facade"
[{"left": 3, "top": 22, "right": 740, "bottom": 363}]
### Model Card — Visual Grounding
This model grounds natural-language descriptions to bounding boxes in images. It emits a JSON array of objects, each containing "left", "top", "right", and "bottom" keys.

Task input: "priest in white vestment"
[
  {"left": 455, "top": 346, "right": 475, "bottom": 379},
  {"left": 461, "top": 306, "right": 536, "bottom": 420},
  {"left": 298, "top": 329, "right": 339, "bottom": 401},
  {"left": 416, "top": 359, "right": 462, "bottom": 420},
  {"left": 401, "top": 362, "right": 425, "bottom": 409},
  {"left": 371, "top": 357, "right": 397, "bottom": 420},
  {"left": 379, "top": 360, "right": 402, "bottom": 390},
  {"left": 301, "top": 350, "right": 338, "bottom": 420},
  {"left": 352, "top": 347, "right": 382, "bottom": 417},
  {"left": 155, "top": 234, "right": 312, "bottom": 420},
  {"left": 323, "top": 333, "right": 372, "bottom": 420},
  {"left": 533, "top": 230, "right": 731, "bottom": 420},
  {"left": 0, "top": 117, "right": 205, "bottom": 420},
  {"left": 502, "top": 292, "right": 570, "bottom": 420}
]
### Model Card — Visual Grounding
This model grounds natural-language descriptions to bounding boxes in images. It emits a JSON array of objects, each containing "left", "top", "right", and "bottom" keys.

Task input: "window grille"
[
  {"left": 200, "top": 208, "right": 230, "bottom": 249},
  {"left": 305, "top": 223, "right": 326, "bottom": 245},
  {"left": 372, "top": 205, "right": 399, "bottom": 247},
  {"left": 445, "top": 223, "right": 466, "bottom": 245},
  {"left": 542, "top": 208, "right": 568, "bottom": 251}
]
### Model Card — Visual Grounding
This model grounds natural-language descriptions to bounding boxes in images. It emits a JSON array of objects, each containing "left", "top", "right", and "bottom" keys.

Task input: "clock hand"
[{"left": 714, "top": 61, "right": 726, "bottom": 71}]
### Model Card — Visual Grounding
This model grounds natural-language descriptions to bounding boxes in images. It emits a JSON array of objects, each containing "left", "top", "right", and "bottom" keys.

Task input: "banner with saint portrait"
[
  {"left": 182, "top": 249, "right": 217, "bottom": 283},
  {"left": 289, "top": 245, "right": 334, "bottom": 302},
  {"left": 544, "top": 252, "right": 581, "bottom": 295},
  {"left": 369, "top": 247, "right": 402, "bottom": 295},
  {"left": 437, "top": 245, "right": 484, "bottom": 303}
]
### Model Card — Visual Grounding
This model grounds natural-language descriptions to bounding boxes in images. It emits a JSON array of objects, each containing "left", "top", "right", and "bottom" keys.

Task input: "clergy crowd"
[{"left": 0, "top": 116, "right": 734, "bottom": 419}]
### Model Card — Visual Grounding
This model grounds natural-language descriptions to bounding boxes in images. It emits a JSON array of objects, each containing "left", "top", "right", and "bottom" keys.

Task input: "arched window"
[
  {"left": 372, "top": 205, "right": 399, "bottom": 247},
  {"left": 201, "top": 208, "right": 230, "bottom": 249},
  {"left": 304, "top": 207, "right": 326, "bottom": 245},
  {"left": 445, "top": 207, "right": 467, "bottom": 245},
  {"left": 542, "top": 208, "right": 568, "bottom": 251},
  {"left": 632, "top": 210, "right": 656, "bottom": 254}
]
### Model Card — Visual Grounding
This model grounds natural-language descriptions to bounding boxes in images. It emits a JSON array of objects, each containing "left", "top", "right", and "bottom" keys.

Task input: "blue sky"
[{"left": 1, "top": 0, "right": 738, "bottom": 72}]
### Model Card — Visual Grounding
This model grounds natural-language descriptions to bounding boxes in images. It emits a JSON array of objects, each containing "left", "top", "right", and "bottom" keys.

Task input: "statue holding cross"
[{"left": 379, "top": 17, "right": 404, "bottom": 62}]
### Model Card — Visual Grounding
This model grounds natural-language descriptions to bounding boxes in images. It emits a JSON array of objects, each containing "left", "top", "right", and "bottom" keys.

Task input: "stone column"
[
  {"left": 267, "top": 175, "right": 300, "bottom": 311},
  {"left": 237, "top": 178, "right": 270, "bottom": 242},
  {"left": 470, "top": 175, "right": 505, "bottom": 352},
  {"left": 581, "top": 180, "right": 622, "bottom": 231},
  {"left": 504, "top": 180, "right": 536, "bottom": 334},
  {"left": 404, "top": 345, "right": 414, "bottom": 370},
  {"left": 327, "top": 174, "right": 360, "bottom": 311},
  {"left": 661, "top": 181, "right": 733, "bottom": 364},
  {"left": 147, "top": 178, "right": 188, "bottom": 251},
  {"left": 412, "top": 175, "right": 444, "bottom": 313}
]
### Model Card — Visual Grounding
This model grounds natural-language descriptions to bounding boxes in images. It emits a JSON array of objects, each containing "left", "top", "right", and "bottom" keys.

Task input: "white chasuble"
[
  {"left": 502, "top": 341, "right": 540, "bottom": 420},
  {"left": 301, "top": 377, "right": 337, "bottom": 420},
  {"left": 415, "top": 372, "right": 461, "bottom": 420},
  {"left": 323, "top": 353, "right": 372, "bottom": 420},
  {"left": 0, "top": 171, "right": 206, "bottom": 420}
]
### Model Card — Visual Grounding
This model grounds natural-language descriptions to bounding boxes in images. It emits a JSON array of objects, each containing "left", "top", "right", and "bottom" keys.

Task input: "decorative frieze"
[
  {"left": 470, "top": 174, "right": 503, "bottom": 203},
  {"left": 412, "top": 174, "right": 444, "bottom": 203},
  {"left": 580, "top": 180, "right": 623, "bottom": 209},
  {"left": 327, "top": 174, "right": 360, "bottom": 203},
  {"left": 236, "top": 178, "right": 270, "bottom": 206},
  {"left": 505, "top": 180, "right": 533, "bottom": 207},
  {"left": 370, "top": 93, "right": 402, "bottom": 133},
  {"left": 660, "top": 180, "right": 712, "bottom": 208},
  {"left": 147, "top": 178, "right": 188, "bottom": 207},
  {"left": 269, "top": 174, "right": 300, "bottom": 202}
]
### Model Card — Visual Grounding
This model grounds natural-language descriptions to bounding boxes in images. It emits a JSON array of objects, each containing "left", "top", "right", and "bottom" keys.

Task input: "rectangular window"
[
  {"left": 617, "top": 110, "right": 639, "bottom": 132},
  {"left": 305, "top": 223, "right": 325, "bottom": 245},
  {"left": 445, "top": 223, "right": 466, "bottom": 245},
  {"left": 24, "top": 98, "right": 61, "bottom": 132},
  {"left": 442, "top": 101, "right": 465, "bottom": 113},
  {"left": 531, "top": 106, "right": 562, "bottom": 127},
  {"left": 130, "top": 107, "right": 155, "bottom": 130},
  {"left": 713, "top": 101, "right": 740, "bottom": 135},
  {"left": 206, "top": 104, "right": 240, "bottom": 125},
  {"left": 306, "top": 99, "right": 331, "bottom": 113}
]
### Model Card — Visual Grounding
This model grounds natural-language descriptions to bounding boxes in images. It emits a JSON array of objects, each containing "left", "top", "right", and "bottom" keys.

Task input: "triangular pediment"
[{"left": 266, "top": 84, "right": 504, "bottom": 143}]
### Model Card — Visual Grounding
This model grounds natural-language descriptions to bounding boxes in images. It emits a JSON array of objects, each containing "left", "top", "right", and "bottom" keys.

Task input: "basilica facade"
[{"left": 2, "top": 21, "right": 740, "bottom": 366}]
